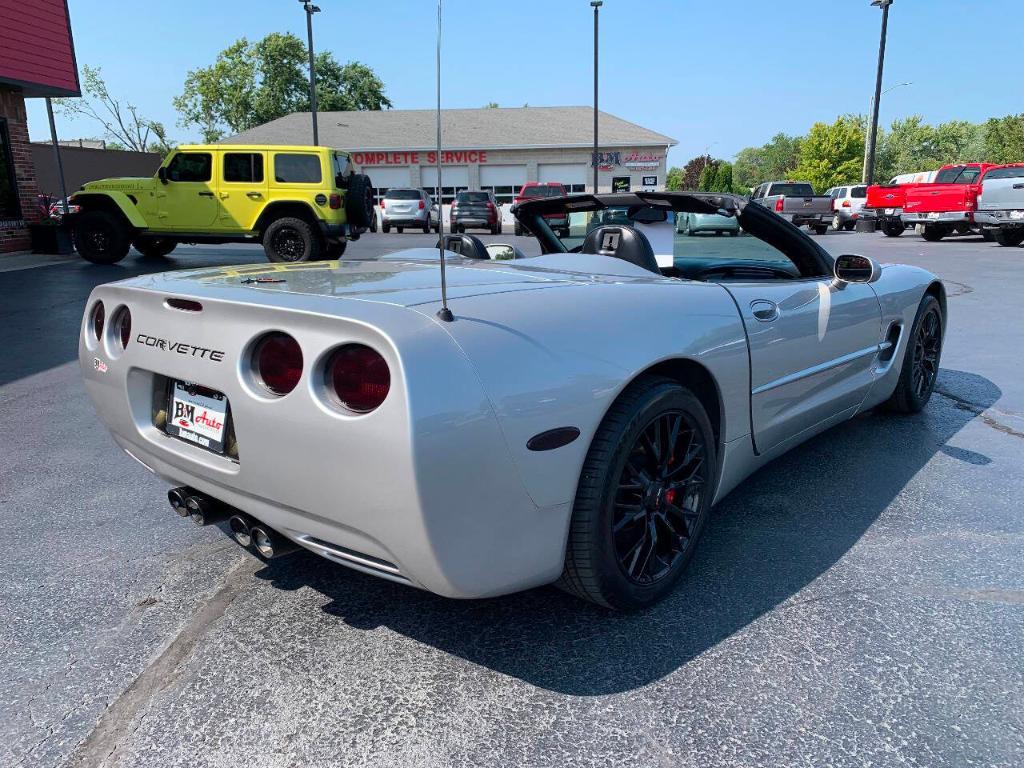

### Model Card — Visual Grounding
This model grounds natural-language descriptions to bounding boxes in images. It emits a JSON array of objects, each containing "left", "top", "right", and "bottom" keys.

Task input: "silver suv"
[{"left": 381, "top": 188, "right": 440, "bottom": 234}]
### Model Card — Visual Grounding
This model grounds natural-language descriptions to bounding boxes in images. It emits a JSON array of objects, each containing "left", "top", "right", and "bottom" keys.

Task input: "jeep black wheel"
[
  {"left": 343, "top": 174, "right": 374, "bottom": 229},
  {"left": 263, "top": 217, "right": 320, "bottom": 262},
  {"left": 558, "top": 375, "right": 716, "bottom": 610},
  {"left": 74, "top": 210, "right": 131, "bottom": 264},
  {"left": 132, "top": 237, "right": 177, "bottom": 258},
  {"left": 884, "top": 295, "right": 943, "bottom": 414}
]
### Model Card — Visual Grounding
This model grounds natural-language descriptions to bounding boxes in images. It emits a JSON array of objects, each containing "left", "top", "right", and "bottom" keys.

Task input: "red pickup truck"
[
  {"left": 863, "top": 170, "right": 938, "bottom": 237},
  {"left": 901, "top": 163, "right": 998, "bottom": 241},
  {"left": 513, "top": 182, "right": 569, "bottom": 237}
]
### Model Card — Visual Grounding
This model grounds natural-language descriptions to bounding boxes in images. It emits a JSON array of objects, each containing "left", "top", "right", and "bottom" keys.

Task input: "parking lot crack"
[
  {"left": 65, "top": 556, "right": 255, "bottom": 768},
  {"left": 935, "top": 389, "right": 1024, "bottom": 439}
]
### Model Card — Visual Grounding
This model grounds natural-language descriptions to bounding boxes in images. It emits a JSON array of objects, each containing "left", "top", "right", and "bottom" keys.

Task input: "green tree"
[
  {"left": 54, "top": 65, "right": 175, "bottom": 154},
  {"left": 710, "top": 161, "right": 733, "bottom": 193},
  {"left": 874, "top": 115, "right": 935, "bottom": 181},
  {"left": 733, "top": 133, "right": 802, "bottom": 188},
  {"left": 792, "top": 115, "right": 865, "bottom": 192},
  {"left": 982, "top": 114, "right": 1024, "bottom": 164},
  {"left": 483, "top": 102, "right": 499, "bottom": 108},
  {"left": 698, "top": 159, "right": 720, "bottom": 191},
  {"left": 665, "top": 166, "right": 684, "bottom": 191},
  {"left": 174, "top": 33, "right": 391, "bottom": 142}
]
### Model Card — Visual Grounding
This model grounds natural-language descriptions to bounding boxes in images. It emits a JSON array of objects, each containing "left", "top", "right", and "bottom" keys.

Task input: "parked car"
[
  {"left": 451, "top": 190, "right": 502, "bottom": 235},
  {"left": 901, "top": 163, "right": 998, "bottom": 241},
  {"left": 675, "top": 210, "right": 740, "bottom": 236},
  {"left": 825, "top": 185, "right": 867, "bottom": 231},
  {"left": 380, "top": 188, "right": 440, "bottom": 234},
  {"left": 862, "top": 170, "right": 939, "bottom": 237},
  {"left": 80, "top": 190, "right": 945, "bottom": 610},
  {"left": 975, "top": 164, "right": 1024, "bottom": 247},
  {"left": 66, "top": 144, "right": 374, "bottom": 263},
  {"left": 750, "top": 181, "right": 832, "bottom": 234},
  {"left": 513, "top": 182, "right": 569, "bottom": 236}
]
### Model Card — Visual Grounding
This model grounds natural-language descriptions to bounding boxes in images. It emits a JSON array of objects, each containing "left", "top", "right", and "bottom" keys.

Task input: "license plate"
[
  {"left": 884, "top": 208, "right": 896, "bottom": 215},
  {"left": 166, "top": 381, "right": 229, "bottom": 453},
  {"left": 927, "top": 212, "right": 941, "bottom": 220},
  {"left": 1010, "top": 210, "right": 1024, "bottom": 220}
]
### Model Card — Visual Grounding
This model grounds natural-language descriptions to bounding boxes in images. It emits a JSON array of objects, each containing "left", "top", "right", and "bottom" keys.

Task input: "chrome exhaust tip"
[
  {"left": 251, "top": 525, "right": 299, "bottom": 559},
  {"left": 168, "top": 487, "right": 191, "bottom": 518},
  {"left": 185, "top": 494, "right": 229, "bottom": 527},
  {"left": 228, "top": 513, "right": 255, "bottom": 548}
]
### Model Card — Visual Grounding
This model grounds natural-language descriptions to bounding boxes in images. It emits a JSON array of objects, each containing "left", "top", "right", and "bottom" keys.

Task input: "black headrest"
[
  {"left": 580, "top": 224, "right": 659, "bottom": 273},
  {"left": 435, "top": 233, "right": 490, "bottom": 260}
]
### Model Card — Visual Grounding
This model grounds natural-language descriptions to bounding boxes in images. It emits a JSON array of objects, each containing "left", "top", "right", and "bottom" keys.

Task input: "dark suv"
[{"left": 451, "top": 190, "right": 502, "bottom": 235}]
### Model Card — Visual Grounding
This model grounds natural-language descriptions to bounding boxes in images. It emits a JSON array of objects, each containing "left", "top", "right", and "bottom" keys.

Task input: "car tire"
[
  {"left": 881, "top": 220, "right": 905, "bottom": 237},
  {"left": 73, "top": 210, "right": 132, "bottom": 264},
  {"left": 322, "top": 240, "right": 347, "bottom": 259},
  {"left": 686, "top": 225, "right": 695, "bottom": 236},
  {"left": 382, "top": 221, "right": 391, "bottom": 233},
  {"left": 132, "top": 236, "right": 177, "bottom": 258},
  {"left": 557, "top": 375, "right": 717, "bottom": 610},
  {"left": 883, "top": 295, "right": 943, "bottom": 414},
  {"left": 397, "top": 227, "right": 404, "bottom": 234},
  {"left": 263, "top": 216, "right": 320, "bottom": 262},
  {"left": 343, "top": 174, "right": 374, "bottom": 229},
  {"left": 812, "top": 225, "right": 829, "bottom": 235},
  {"left": 514, "top": 222, "right": 523, "bottom": 237},
  {"left": 422, "top": 219, "right": 430, "bottom": 234},
  {"left": 729, "top": 230, "right": 739, "bottom": 237},
  {"left": 832, "top": 214, "right": 843, "bottom": 231},
  {"left": 491, "top": 222, "right": 500, "bottom": 235},
  {"left": 844, "top": 221, "right": 857, "bottom": 231},
  {"left": 921, "top": 225, "right": 947, "bottom": 242},
  {"left": 994, "top": 228, "right": 1024, "bottom": 247},
  {"left": 497, "top": 222, "right": 503, "bottom": 235}
]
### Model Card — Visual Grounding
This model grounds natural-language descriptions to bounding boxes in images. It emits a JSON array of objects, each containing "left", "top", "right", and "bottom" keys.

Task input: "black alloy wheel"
[
  {"left": 911, "top": 305, "right": 942, "bottom": 401},
  {"left": 271, "top": 227, "right": 305, "bottom": 260},
  {"left": 74, "top": 209, "right": 131, "bottom": 264},
  {"left": 884, "top": 294, "right": 943, "bottom": 413},
  {"left": 558, "top": 376, "right": 716, "bottom": 609},
  {"left": 263, "top": 216, "right": 318, "bottom": 263},
  {"left": 612, "top": 410, "right": 708, "bottom": 586}
]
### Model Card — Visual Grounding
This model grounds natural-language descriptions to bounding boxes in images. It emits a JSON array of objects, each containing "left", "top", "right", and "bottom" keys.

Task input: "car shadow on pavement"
[{"left": 253, "top": 368, "right": 1000, "bottom": 696}]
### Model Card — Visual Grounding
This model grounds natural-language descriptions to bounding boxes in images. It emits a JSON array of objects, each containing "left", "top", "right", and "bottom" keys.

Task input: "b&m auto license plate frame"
[{"left": 165, "top": 381, "right": 230, "bottom": 454}]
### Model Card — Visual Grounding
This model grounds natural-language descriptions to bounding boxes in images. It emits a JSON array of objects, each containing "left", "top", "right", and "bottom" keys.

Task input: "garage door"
[
  {"left": 539, "top": 163, "right": 587, "bottom": 193},
  {"left": 481, "top": 165, "right": 527, "bottom": 205},
  {"left": 421, "top": 166, "right": 470, "bottom": 204},
  {"left": 361, "top": 167, "right": 412, "bottom": 198}
]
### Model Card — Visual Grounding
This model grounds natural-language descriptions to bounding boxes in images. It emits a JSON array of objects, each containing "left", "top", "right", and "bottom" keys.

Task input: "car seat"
[{"left": 580, "top": 225, "right": 660, "bottom": 273}]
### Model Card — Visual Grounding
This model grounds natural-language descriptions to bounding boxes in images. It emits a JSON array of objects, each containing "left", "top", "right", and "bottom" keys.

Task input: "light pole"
[
  {"left": 863, "top": 0, "right": 893, "bottom": 184},
  {"left": 300, "top": 1, "right": 321, "bottom": 145},
  {"left": 591, "top": 1, "right": 602, "bottom": 193},
  {"left": 862, "top": 81, "right": 910, "bottom": 185}
]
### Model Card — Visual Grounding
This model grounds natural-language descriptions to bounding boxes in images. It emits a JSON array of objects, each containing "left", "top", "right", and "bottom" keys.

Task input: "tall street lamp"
[
  {"left": 300, "top": 1, "right": 321, "bottom": 145},
  {"left": 863, "top": 0, "right": 893, "bottom": 184},
  {"left": 591, "top": 1, "right": 602, "bottom": 193}
]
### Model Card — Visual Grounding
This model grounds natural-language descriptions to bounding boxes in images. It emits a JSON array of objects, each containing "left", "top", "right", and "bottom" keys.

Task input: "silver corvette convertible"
[{"left": 79, "top": 192, "right": 945, "bottom": 610}]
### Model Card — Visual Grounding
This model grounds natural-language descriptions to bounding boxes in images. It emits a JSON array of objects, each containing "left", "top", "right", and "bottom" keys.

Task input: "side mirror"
[
  {"left": 834, "top": 254, "right": 881, "bottom": 283},
  {"left": 157, "top": 167, "right": 168, "bottom": 184},
  {"left": 485, "top": 244, "right": 516, "bottom": 261}
]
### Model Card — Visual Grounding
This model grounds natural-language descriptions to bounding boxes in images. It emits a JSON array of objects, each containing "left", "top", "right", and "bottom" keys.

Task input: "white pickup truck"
[
  {"left": 976, "top": 164, "right": 1024, "bottom": 247},
  {"left": 751, "top": 181, "right": 833, "bottom": 235}
]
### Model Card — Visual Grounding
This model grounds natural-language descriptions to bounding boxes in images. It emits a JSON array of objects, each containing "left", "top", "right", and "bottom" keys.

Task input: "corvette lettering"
[{"left": 136, "top": 333, "right": 225, "bottom": 362}]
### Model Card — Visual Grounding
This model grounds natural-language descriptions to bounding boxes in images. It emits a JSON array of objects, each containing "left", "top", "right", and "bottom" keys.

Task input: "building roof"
[{"left": 224, "top": 106, "right": 677, "bottom": 151}]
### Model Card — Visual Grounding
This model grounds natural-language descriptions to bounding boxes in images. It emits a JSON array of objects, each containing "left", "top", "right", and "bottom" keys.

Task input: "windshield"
[
  {"left": 534, "top": 204, "right": 797, "bottom": 274},
  {"left": 935, "top": 166, "right": 982, "bottom": 184},
  {"left": 385, "top": 189, "right": 421, "bottom": 200},
  {"left": 457, "top": 191, "right": 489, "bottom": 203},
  {"left": 520, "top": 185, "right": 563, "bottom": 198},
  {"left": 983, "top": 166, "right": 1024, "bottom": 180},
  {"left": 769, "top": 183, "right": 814, "bottom": 197}
]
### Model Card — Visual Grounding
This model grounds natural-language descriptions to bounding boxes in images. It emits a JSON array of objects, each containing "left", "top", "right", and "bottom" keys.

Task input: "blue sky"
[{"left": 26, "top": 0, "right": 1024, "bottom": 168}]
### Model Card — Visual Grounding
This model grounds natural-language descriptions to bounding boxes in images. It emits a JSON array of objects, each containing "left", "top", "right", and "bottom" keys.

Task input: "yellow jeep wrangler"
[{"left": 68, "top": 145, "right": 374, "bottom": 264}]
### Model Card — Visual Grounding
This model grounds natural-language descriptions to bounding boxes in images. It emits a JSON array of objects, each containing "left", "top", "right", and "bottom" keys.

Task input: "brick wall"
[{"left": 1, "top": 86, "right": 43, "bottom": 254}]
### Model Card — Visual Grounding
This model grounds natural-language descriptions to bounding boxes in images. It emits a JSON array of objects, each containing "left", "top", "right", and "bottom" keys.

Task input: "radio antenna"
[{"left": 435, "top": 0, "right": 453, "bottom": 322}]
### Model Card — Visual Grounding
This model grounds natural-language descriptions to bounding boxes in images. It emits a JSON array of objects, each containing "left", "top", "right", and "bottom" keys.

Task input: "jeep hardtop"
[{"left": 68, "top": 144, "right": 374, "bottom": 264}]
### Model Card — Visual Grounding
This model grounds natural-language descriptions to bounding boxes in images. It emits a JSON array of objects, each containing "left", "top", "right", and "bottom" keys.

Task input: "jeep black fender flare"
[
  {"left": 254, "top": 201, "right": 323, "bottom": 235},
  {"left": 71, "top": 192, "right": 147, "bottom": 229}
]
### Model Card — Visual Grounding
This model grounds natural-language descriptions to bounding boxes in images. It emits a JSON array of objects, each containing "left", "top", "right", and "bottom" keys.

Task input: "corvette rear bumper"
[{"left": 80, "top": 282, "right": 571, "bottom": 599}]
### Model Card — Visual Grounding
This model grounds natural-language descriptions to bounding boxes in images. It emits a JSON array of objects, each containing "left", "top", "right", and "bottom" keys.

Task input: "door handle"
[
  {"left": 750, "top": 299, "right": 780, "bottom": 322},
  {"left": 246, "top": 191, "right": 263, "bottom": 199},
  {"left": 219, "top": 192, "right": 230, "bottom": 199},
  {"left": 198, "top": 191, "right": 215, "bottom": 197}
]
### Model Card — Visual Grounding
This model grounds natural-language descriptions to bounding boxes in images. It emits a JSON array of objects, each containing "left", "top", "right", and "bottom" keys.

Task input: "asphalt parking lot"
[{"left": 2, "top": 230, "right": 1022, "bottom": 768}]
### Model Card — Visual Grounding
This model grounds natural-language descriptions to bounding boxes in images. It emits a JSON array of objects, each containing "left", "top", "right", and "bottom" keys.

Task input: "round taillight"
[
  {"left": 115, "top": 307, "right": 132, "bottom": 349},
  {"left": 328, "top": 344, "right": 390, "bottom": 413},
  {"left": 253, "top": 332, "right": 303, "bottom": 395},
  {"left": 92, "top": 301, "right": 105, "bottom": 341}
]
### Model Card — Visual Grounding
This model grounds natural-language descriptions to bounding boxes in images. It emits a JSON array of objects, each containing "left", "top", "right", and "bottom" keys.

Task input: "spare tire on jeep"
[{"left": 344, "top": 174, "right": 374, "bottom": 229}]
